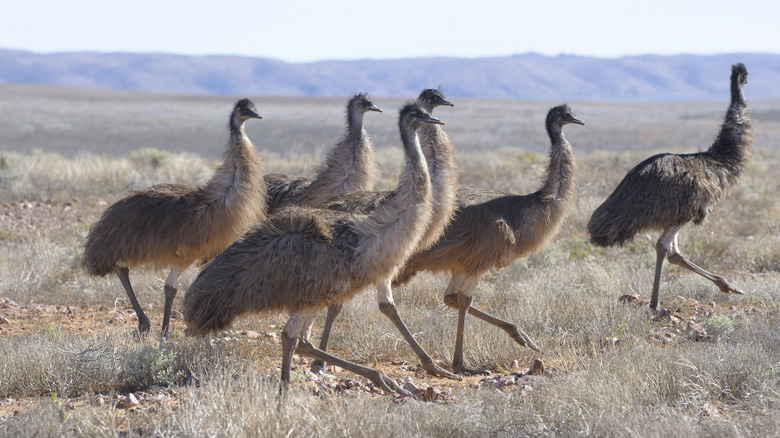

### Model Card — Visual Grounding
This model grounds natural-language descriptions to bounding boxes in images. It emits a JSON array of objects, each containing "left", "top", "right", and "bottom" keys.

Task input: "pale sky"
[{"left": 2, "top": 0, "right": 777, "bottom": 62}]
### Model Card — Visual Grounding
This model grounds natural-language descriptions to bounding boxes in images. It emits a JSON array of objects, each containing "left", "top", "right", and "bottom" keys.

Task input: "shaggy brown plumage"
[
  {"left": 394, "top": 104, "right": 583, "bottom": 375},
  {"left": 183, "top": 102, "right": 438, "bottom": 395},
  {"left": 312, "top": 88, "right": 461, "bottom": 379},
  {"left": 587, "top": 63, "right": 752, "bottom": 310},
  {"left": 264, "top": 93, "right": 381, "bottom": 214},
  {"left": 82, "top": 98, "right": 267, "bottom": 334}
]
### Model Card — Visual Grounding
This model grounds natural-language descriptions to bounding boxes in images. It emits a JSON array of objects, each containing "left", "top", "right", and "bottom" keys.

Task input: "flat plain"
[{"left": 1, "top": 84, "right": 779, "bottom": 437}]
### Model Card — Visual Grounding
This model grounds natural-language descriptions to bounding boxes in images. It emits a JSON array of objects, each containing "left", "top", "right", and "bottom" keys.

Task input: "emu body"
[
  {"left": 587, "top": 63, "right": 752, "bottom": 310},
  {"left": 314, "top": 89, "right": 461, "bottom": 379},
  {"left": 264, "top": 93, "right": 380, "bottom": 214},
  {"left": 184, "top": 103, "right": 438, "bottom": 395},
  {"left": 394, "top": 104, "right": 583, "bottom": 375},
  {"left": 82, "top": 99, "right": 266, "bottom": 334}
]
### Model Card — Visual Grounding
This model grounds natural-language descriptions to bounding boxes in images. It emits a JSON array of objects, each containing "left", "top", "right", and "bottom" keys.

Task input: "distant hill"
[{"left": 1, "top": 49, "right": 779, "bottom": 102}]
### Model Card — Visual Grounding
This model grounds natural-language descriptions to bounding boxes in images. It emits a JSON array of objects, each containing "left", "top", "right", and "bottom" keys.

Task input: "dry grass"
[{"left": 1, "top": 90, "right": 779, "bottom": 436}]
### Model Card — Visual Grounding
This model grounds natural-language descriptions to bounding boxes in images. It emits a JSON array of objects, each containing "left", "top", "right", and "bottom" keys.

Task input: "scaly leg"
[
  {"left": 114, "top": 265, "right": 150, "bottom": 334},
  {"left": 654, "top": 225, "right": 743, "bottom": 310},
  {"left": 310, "top": 303, "right": 343, "bottom": 371},
  {"left": 448, "top": 274, "right": 489, "bottom": 376},
  {"left": 442, "top": 279, "right": 540, "bottom": 351},
  {"left": 287, "top": 308, "right": 411, "bottom": 396},
  {"left": 665, "top": 228, "right": 744, "bottom": 295},
  {"left": 650, "top": 232, "right": 669, "bottom": 310},
  {"left": 161, "top": 268, "right": 181, "bottom": 335},
  {"left": 296, "top": 340, "right": 412, "bottom": 396},
  {"left": 375, "top": 278, "right": 461, "bottom": 380},
  {"left": 280, "top": 310, "right": 316, "bottom": 392}
]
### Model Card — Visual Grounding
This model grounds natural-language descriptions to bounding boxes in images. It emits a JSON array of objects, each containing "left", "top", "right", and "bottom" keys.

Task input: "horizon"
[
  {"left": 2, "top": 1, "right": 778, "bottom": 63},
  {"left": 3, "top": 47, "right": 779, "bottom": 64}
]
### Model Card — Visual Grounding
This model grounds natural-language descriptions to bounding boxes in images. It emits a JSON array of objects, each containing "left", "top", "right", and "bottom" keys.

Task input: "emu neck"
[
  {"left": 706, "top": 83, "right": 752, "bottom": 180},
  {"left": 416, "top": 123, "right": 459, "bottom": 251},
  {"left": 395, "top": 125, "right": 431, "bottom": 208},
  {"left": 346, "top": 107, "right": 365, "bottom": 138},
  {"left": 538, "top": 124, "right": 577, "bottom": 203},
  {"left": 308, "top": 108, "right": 377, "bottom": 196},
  {"left": 351, "top": 124, "right": 432, "bottom": 281},
  {"left": 208, "top": 118, "right": 264, "bottom": 207}
]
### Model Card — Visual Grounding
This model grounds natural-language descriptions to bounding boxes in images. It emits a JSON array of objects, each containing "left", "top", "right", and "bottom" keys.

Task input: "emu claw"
[
  {"left": 422, "top": 362, "right": 463, "bottom": 381},
  {"left": 453, "top": 365, "right": 491, "bottom": 377},
  {"left": 715, "top": 277, "right": 744, "bottom": 295},
  {"left": 369, "top": 369, "right": 411, "bottom": 396},
  {"left": 507, "top": 326, "right": 541, "bottom": 352}
]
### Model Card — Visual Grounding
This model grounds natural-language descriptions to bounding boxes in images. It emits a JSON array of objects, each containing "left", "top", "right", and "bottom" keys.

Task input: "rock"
[
  {"left": 516, "top": 375, "right": 542, "bottom": 387},
  {"left": 655, "top": 308, "right": 672, "bottom": 320},
  {"left": 402, "top": 381, "right": 420, "bottom": 395},
  {"left": 619, "top": 294, "right": 641, "bottom": 303},
  {"left": 528, "top": 359, "right": 545, "bottom": 375},
  {"left": 684, "top": 321, "right": 709, "bottom": 341},
  {"left": 498, "top": 375, "right": 518, "bottom": 387},
  {"left": 1, "top": 298, "right": 20, "bottom": 309},
  {"left": 245, "top": 330, "right": 261, "bottom": 339},
  {"left": 327, "top": 365, "right": 342, "bottom": 374},
  {"left": 649, "top": 330, "right": 676, "bottom": 345},
  {"left": 311, "top": 365, "right": 325, "bottom": 375},
  {"left": 0, "top": 315, "right": 9, "bottom": 325},
  {"left": 124, "top": 393, "right": 139, "bottom": 408},
  {"left": 421, "top": 386, "right": 442, "bottom": 402},
  {"left": 169, "top": 310, "right": 183, "bottom": 320}
]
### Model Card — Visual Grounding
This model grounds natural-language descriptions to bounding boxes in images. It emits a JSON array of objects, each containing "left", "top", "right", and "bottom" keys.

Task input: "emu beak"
[
  {"left": 368, "top": 104, "right": 383, "bottom": 113},
  {"left": 424, "top": 115, "right": 444, "bottom": 125},
  {"left": 242, "top": 109, "right": 262, "bottom": 120},
  {"left": 437, "top": 99, "right": 454, "bottom": 107},
  {"left": 567, "top": 115, "right": 584, "bottom": 126}
]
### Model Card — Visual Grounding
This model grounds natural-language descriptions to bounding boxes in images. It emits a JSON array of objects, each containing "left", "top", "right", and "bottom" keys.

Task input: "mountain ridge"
[{"left": 1, "top": 49, "right": 779, "bottom": 102}]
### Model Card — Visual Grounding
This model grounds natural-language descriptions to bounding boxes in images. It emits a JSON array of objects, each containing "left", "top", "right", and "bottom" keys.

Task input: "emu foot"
[
  {"left": 505, "top": 325, "right": 541, "bottom": 352},
  {"left": 365, "top": 369, "right": 412, "bottom": 396},
  {"left": 420, "top": 361, "right": 463, "bottom": 381},
  {"left": 453, "top": 363, "right": 491, "bottom": 377},
  {"left": 715, "top": 277, "right": 744, "bottom": 295},
  {"left": 134, "top": 318, "right": 151, "bottom": 338}
]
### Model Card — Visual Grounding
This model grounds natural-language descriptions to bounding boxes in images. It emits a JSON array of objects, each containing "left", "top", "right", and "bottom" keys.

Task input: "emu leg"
[
  {"left": 114, "top": 266, "right": 151, "bottom": 334},
  {"left": 655, "top": 226, "right": 744, "bottom": 311},
  {"left": 375, "top": 279, "right": 461, "bottom": 381},
  {"left": 443, "top": 293, "right": 540, "bottom": 352},
  {"left": 280, "top": 311, "right": 315, "bottom": 392},
  {"left": 161, "top": 268, "right": 181, "bottom": 335},
  {"left": 295, "top": 340, "right": 412, "bottom": 397},
  {"left": 450, "top": 274, "right": 490, "bottom": 376},
  {"left": 650, "top": 237, "right": 668, "bottom": 310},
  {"left": 310, "top": 303, "right": 343, "bottom": 371},
  {"left": 287, "top": 307, "right": 410, "bottom": 396},
  {"left": 667, "top": 253, "right": 744, "bottom": 294}
]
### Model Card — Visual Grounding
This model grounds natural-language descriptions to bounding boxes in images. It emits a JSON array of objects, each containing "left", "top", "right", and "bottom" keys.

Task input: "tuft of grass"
[{"left": 704, "top": 314, "right": 735, "bottom": 340}]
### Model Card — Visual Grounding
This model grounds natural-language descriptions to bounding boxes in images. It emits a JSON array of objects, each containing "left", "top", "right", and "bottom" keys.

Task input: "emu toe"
[{"left": 507, "top": 325, "right": 541, "bottom": 352}]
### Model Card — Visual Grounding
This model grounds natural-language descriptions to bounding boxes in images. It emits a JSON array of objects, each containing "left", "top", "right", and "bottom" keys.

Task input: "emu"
[
  {"left": 394, "top": 104, "right": 583, "bottom": 375},
  {"left": 312, "top": 88, "right": 461, "bottom": 379},
  {"left": 588, "top": 63, "right": 751, "bottom": 310},
  {"left": 82, "top": 99, "right": 266, "bottom": 334},
  {"left": 183, "top": 102, "right": 438, "bottom": 395},
  {"left": 264, "top": 93, "right": 381, "bottom": 214}
]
